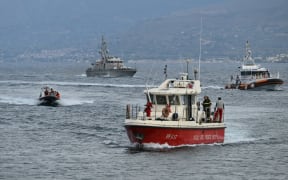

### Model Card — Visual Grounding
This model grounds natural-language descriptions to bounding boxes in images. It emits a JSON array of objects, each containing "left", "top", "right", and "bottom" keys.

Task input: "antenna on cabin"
[
  {"left": 194, "top": 68, "right": 198, "bottom": 80},
  {"left": 198, "top": 17, "right": 203, "bottom": 81},
  {"left": 163, "top": 64, "right": 167, "bottom": 79},
  {"left": 186, "top": 58, "right": 193, "bottom": 80},
  {"left": 186, "top": 59, "right": 189, "bottom": 79}
]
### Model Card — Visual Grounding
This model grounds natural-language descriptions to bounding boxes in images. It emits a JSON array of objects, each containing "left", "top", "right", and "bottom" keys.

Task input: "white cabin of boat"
[{"left": 126, "top": 73, "right": 223, "bottom": 123}]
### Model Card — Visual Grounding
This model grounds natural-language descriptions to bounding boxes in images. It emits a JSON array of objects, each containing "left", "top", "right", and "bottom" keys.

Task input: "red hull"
[{"left": 125, "top": 125, "right": 225, "bottom": 146}]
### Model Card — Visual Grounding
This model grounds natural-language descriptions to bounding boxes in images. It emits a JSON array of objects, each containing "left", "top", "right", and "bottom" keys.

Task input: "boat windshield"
[
  {"left": 241, "top": 70, "right": 270, "bottom": 78},
  {"left": 156, "top": 95, "right": 167, "bottom": 105},
  {"left": 180, "top": 95, "right": 196, "bottom": 105},
  {"left": 146, "top": 94, "right": 181, "bottom": 105},
  {"left": 168, "top": 95, "right": 180, "bottom": 105}
]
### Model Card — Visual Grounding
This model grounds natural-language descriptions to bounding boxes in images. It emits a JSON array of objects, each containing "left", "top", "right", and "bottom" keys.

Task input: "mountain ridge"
[{"left": 0, "top": 0, "right": 287, "bottom": 61}]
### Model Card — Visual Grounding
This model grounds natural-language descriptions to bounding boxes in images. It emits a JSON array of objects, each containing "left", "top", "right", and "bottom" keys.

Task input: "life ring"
[{"left": 162, "top": 107, "right": 170, "bottom": 117}]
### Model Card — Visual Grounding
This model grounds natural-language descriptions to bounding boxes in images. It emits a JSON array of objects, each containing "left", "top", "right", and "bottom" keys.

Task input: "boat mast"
[
  {"left": 198, "top": 17, "right": 203, "bottom": 81},
  {"left": 244, "top": 40, "right": 254, "bottom": 64},
  {"left": 164, "top": 64, "right": 167, "bottom": 79},
  {"left": 186, "top": 59, "right": 189, "bottom": 79},
  {"left": 99, "top": 36, "right": 109, "bottom": 66},
  {"left": 245, "top": 40, "right": 251, "bottom": 60}
]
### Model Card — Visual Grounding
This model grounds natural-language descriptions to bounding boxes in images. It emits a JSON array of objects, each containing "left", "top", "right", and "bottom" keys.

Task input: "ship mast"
[
  {"left": 198, "top": 17, "right": 203, "bottom": 81},
  {"left": 99, "top": 36, "right": 109, "bottom": 63},
  {"left": 244, "top": 40, "right": 254, "bottom": 65}
]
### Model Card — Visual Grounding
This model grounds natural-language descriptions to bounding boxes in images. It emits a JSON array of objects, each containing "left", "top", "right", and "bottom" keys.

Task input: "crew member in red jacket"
[{"left": 144, "top": 102, "right": 153, "bottom": 118}]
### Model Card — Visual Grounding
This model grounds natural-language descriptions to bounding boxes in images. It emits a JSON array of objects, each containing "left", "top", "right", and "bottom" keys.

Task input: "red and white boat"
[
  {"left": 124, "top": 71, "right": 226, "bottom": 147},
  {"left": 225, "top": 41, "right": 284, "bottom": 90}
]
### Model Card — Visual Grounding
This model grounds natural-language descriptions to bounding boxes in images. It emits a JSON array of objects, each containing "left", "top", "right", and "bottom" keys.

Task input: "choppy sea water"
[{"left": 0, "top": 61, "right": 287, "bottom": 180}]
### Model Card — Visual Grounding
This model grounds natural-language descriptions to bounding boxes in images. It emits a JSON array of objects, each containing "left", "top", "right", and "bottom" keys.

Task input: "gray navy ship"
[{"left": 86, "top": 36, "right": 137, "bottom": 77}]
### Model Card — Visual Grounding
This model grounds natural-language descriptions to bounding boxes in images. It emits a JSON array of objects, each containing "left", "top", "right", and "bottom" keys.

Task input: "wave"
[
  {"left": 0, "top": 80, "right": 151, "bottom": 88},
  {"left": 125, "top": 138, "right": 278, "bottom": 152},
  {"left": 0, "top": 96, "right": 37, "bottom": 105},
  {"left": 76, "top": 74, "right": 87, "bottom": 77},
  {"left": 223, "top": 137, "right": 257, "bottom": 145},
  {"left": 125, "top": 142, "right": 223, "bottom": 152},
  {"left": 0, "top": 80, "right": 225, "bottom": 89},
  {"left": 59, "top": 99, "right": 94, "bottom": 106},
  {"left": 124, "top": 134, "right": 261, "bottom": 152},
  {"left": 202, "top": 85, "right": 223, "bottom": 90},
  {"left": 0, "top": 96, "right": 94, "bottom": 106}
]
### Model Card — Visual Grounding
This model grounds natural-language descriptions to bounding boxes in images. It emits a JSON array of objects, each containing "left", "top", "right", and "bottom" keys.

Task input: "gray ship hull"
[
  {"left": 86, "top": 68, "right": 136, "bottom": 77},
  {"left": 86, "top": 36, "right": 137, "bottom": 78}
]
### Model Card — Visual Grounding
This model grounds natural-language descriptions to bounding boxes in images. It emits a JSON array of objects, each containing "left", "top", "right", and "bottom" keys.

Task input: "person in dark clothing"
[
  {"left": 202, "top": 96, "right": 212, "bottom": 121},
  {"left": 44, "top": 89, "right": 49, "bottom": 96}
]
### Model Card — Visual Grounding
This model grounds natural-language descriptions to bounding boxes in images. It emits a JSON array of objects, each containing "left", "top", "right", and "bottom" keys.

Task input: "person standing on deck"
[
  {"left": 202, "top": 96, "right": 212, "bottom": 121},
  {"left": 213, "top": 97, "right": 225, "bottom": 122},
  {"left": 144, "top": 102, "right": 153, "bottom": 118}
]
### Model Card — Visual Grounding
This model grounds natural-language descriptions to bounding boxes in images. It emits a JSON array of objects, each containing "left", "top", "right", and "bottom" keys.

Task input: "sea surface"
[{"left": 0, "top": 61, "right": 287, "bottom": 180}]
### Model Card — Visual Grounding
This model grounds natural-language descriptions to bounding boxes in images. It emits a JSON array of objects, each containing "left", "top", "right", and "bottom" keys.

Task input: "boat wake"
[
  {"left": 0, "top": 80, "right": 149, "bottom": 88},
  {"left": 0, "top": 96, "right": 94, "bottom": 106},
  {"left": 222, "top": 136, "right": 283, "bottom": 147},
  {"left": 202, "top": 85, "right": 223, "bottom": 90},
  {"left": 125, "top": 131, "right": 262, "bottom": 151},
  {"left": 76, "top": 73, "right": 87, "bottom": 77},
  {"left": 224, "top": 137, "right": 257, "bottom": 146},
  {"left": 125, "top": 137, "right": 263, "bottom": 152},
  {"left": 0, "top": 96, "right": 37, "bottom": 106},
  {"left": 127, "top": 142, "right": 221, "bottom": 151},
  {"left": 60, "top": 99, "right": 94, "bottom": 106}
]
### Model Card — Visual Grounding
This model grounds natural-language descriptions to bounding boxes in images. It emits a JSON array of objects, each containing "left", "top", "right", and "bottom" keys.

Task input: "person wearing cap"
[{"left": 214, "top": 97, "right": 225, "bottom": 122}]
